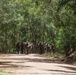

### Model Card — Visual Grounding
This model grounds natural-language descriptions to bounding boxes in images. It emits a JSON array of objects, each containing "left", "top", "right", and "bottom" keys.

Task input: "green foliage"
[{"left": 0, "top": 0, "right": 76, "bottom": 55}]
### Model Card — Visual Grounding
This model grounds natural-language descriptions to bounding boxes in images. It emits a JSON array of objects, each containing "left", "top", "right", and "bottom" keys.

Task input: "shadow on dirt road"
[{"left": 0, "top": 54, "right": 76, "bottom": 75}]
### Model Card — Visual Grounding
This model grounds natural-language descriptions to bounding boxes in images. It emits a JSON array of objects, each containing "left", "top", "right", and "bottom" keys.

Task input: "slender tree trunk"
[{"left": 13, "top": 25, "right": 16, "bottom": 53}]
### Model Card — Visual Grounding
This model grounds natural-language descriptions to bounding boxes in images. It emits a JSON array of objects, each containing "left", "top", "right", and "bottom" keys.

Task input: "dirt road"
[{"left": 0, "top": 54, "right": 76, "bottom": 75}]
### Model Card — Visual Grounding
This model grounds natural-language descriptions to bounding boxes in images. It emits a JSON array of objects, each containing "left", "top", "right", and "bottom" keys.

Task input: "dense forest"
[{"left": 0, "top": 0, "right": 76, "bottom": 61}]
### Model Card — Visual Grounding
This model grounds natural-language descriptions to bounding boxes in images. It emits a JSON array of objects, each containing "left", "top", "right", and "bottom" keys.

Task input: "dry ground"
[{"left": 0, "top": 54, "right": 76, "bottom": 75}]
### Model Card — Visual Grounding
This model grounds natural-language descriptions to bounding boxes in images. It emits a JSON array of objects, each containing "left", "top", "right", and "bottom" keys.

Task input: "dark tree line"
[{"left": 0, "top": 0, "right": 76, "bottom": 60}]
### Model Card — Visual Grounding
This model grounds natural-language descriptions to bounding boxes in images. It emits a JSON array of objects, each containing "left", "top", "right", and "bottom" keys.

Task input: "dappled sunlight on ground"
[{"left": 0, "top": 54, "right": 76, "bottom": 75}]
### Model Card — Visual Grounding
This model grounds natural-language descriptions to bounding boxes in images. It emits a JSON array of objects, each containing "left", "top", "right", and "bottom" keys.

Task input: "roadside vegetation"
[{"left": 0, "top": 0, "right": 76, "bottom": 63}]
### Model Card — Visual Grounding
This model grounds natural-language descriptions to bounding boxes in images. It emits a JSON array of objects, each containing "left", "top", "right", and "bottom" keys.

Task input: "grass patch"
[
  {"left": 46, "top": 52, "right": 64, "bottom": 60},
  {"left": 0, "top": 72, "right": 8, "bottom": 75},
  {"left": 46, "top": 52, "right": 53, "bottom": 56}
]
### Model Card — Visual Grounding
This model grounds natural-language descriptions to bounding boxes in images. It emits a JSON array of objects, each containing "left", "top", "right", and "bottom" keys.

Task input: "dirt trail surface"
[{"left": 0, "top": 54, "right": 76, "bottom": 75}]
